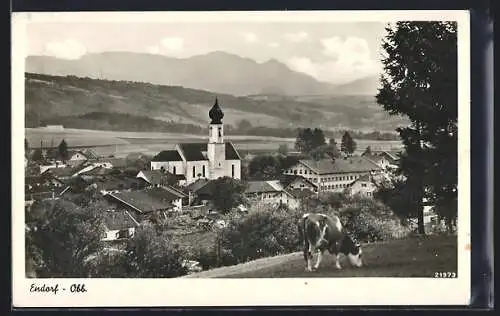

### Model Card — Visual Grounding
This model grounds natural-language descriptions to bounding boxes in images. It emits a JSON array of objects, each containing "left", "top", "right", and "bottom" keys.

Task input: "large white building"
[
  {"left": 150, "top": 98, "right": 242, "bottom": 185},
  {"left": 283, "top": 157, "right": 383, "bottom": 193}
]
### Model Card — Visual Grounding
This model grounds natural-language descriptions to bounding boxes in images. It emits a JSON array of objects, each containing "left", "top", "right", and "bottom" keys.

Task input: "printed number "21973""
[{"left": 434, "top": 272, "right": 457, "bottom": 278}]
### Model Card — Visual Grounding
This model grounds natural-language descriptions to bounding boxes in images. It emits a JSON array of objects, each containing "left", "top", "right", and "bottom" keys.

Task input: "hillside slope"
[{"left": 25, "top": 73, "right": 408, "bottom": 132}]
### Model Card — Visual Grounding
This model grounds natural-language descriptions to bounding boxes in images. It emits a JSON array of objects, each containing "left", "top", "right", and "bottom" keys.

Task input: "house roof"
[
  {"left": 137, "top": 170, "right": 170, "bottom": 185},
  {"left": 83, "top": 149, "right": 99, "bottom": 160},
  {"left": 192, "top": 180, "right": 222, "bottom": 197},
  {"left": 298, "top": 157, "right": 382, "bottom": 175},
  {"left": 245, "top": 180, "right": 283, "bottom": 194},
  {"left": 101, "top": 158, "right": 128, "bottom": 168},
  {"left": 43, "top": 166, "right": 80, "bottom": 178},
  {"left": 105, "top": 187, "right": 182, "bottom": 213},
  {"left": 279, "top": 175, "right": 318, "bottom": 188},
  {"left": 151, "top": 150, "right": 183, "bottom": 162},
  {"left": 187, "top": 178, "right": 210, "bottom": 193},
  {"left": 95, "top": 175, "right": 144, "bottom": 191},
  {"left": 285, "top": 188, "right": 316, "bottom": 199},
  {"left": 102, "top": 210, "right": 139, "bottom": 230},
  {"left": 176, "top": 142, "right": 241, "bottom": 161},
  {"left": 80, "top": 166, "right": 114, "bottom": 177}
]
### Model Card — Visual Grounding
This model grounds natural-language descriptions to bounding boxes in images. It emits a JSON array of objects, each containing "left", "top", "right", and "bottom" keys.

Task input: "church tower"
[{"left": 207, "top": 97, "right": 226, "bottom": 180}]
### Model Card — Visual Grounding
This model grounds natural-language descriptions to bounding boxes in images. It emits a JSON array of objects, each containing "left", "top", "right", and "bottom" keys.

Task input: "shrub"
[{"left": 219, "top": 204, "right": 303, "bottom": 263}]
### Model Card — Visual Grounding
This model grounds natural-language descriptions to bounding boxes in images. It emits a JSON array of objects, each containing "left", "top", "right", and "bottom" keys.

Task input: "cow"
[{"left": 298, "top": 213, "right": 365, "bottom": 272}]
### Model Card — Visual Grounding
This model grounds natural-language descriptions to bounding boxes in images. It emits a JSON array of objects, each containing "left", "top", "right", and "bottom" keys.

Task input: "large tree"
[
  {"left": 376, "top": 21, "right": 457, "bottom": 234},
  {"left": 58, "top": 139, "right": 69, "bottom": 161},
  {"left": 25, "top": 199, "right": 106, "bottom": 277},
  {"left": 295, "top": 127, "right": 327, "bottom": 154},
  {"left": 248, "top": 155, "right": 281, "bottom": 180},
  {"left": 210, "top": 177, "right": 247, "bottom": 213},
  {"left": 340, "top": 131, "right": 357, "bottom": 156}
]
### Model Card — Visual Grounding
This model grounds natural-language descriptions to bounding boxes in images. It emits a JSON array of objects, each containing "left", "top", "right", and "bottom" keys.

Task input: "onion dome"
[{"left": 209, "top": 97, "right": 224, "bottom": 124}]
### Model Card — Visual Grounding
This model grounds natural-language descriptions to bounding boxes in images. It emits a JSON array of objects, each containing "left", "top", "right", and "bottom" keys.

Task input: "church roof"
[
  {"left": 151, "top": 150, "right": 183, "bottom": 162},
  {"left": 209, "top": 97, "right": 224, "bottom": 124},
  {"left": 176, "top": 142, "right": 241, "bottom": 162}
]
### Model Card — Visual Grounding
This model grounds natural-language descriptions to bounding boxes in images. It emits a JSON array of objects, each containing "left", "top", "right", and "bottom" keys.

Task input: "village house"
[
  {"left": 93, "top": 175, "right": 147, "bottom": 194},
  {"left": 244, "top": 180, "right": 299, "bottom": 210},
  {"left": 362, "top": 150, "right": 400, "bottom": 170},
  {"left": 279, "top": 174, "right": 318, "bottom": 193},
  {"left": 150, "top": 98, "right": 242, "bottom": 185},
  {"left": 136, "top": 169, "right": 186, "bottom": 188},
  {"left": 283, "top": 156, "right": 383, "bottom": 193},
  {"left": 24, "top": 175, "right": 71, "bottom": 204},
  {"left": 346, "top": 174, "right": 380, "bottom": 198},
  {"left": 79, "top": 166, "right": 116, "bottom": 181},
  {"left": 104, "top": 186, "right": 188, "bottom": 221},
  {"left": 100, "top": 209, "right": 140, "bottom": 242}
]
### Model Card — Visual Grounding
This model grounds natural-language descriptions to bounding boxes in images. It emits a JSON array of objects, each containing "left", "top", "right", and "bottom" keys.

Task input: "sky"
[{"left": 26, "top": 21, "right": 389, "bottom": 84}]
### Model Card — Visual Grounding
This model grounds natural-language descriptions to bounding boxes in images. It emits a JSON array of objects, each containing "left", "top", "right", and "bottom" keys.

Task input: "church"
[{"left": 150, "top": 98, "right": 242, "bottom": 185}]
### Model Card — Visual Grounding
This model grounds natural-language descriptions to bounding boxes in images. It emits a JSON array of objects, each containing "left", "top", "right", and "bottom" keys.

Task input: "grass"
[{"left": 209, "top": 236, "right": 457, "bottom": 278}]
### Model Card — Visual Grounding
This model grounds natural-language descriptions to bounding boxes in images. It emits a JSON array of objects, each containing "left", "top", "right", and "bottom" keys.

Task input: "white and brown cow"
[{"left": 298, "top": 213, "right": 365, "bottom": 271}]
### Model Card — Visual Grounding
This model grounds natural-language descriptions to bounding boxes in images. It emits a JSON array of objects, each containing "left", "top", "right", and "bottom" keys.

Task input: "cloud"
[
  {"left": 241, "top": 32, "right": 258, "bottom": 43},
  {"left": 285, "top": 36, "right": 381, "bottom": 84},
  {"left": 268, "top": 42, "right": 280, "bottom": 48},
  {"left": 43, "top": 39, "right": 87, "bottom": 59},
  {"left": 283, "top": 31, "right": 309, "bottom": 43},
  {"left": 148, "top": 37, "right": 184, "bottom": 56}
]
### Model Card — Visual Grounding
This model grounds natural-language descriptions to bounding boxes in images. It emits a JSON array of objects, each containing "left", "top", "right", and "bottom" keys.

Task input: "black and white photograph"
[{"left": 12, "top": 10, "right": 471, "bottom": 307}]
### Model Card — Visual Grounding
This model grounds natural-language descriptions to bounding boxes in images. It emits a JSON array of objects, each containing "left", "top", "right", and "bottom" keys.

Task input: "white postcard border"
[{"left": 12, "top": 10, "right": 471, "bottom": 307}]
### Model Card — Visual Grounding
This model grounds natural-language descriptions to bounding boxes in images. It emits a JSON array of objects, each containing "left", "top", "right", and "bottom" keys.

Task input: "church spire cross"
[{"left": 209, "top": 96, "right": 224, "bottom": 124}]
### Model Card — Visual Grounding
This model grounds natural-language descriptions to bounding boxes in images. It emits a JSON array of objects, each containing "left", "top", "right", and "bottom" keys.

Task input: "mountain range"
[{"left": 25, "top": 51, "right": 380, "bottom": 96}]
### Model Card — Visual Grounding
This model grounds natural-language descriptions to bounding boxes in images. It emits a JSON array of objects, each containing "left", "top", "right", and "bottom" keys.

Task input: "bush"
[
  {"left": 122, "top": 224, "right": 188, "bottom": 278},
  {"left": 219, "top": 204, "right": 303, "bottom": 263}
]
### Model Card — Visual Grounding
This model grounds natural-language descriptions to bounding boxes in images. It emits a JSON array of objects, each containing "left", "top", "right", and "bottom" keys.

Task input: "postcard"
[{"left": 12, "top": 10, "right": 471, "bottom": 307}]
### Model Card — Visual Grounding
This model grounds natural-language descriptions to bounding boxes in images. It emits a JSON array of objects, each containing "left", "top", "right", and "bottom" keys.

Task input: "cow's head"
[{"left": 340, "top": 234, "right": 364, "bottom": 267}]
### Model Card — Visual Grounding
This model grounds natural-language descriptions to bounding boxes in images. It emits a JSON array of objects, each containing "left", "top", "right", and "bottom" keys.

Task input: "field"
[
  {"left": 25, "top": 127, "right": 404, "bottom": 158},
  {"left": 183, "top": 236, "right": 457, "bottom": 278}
]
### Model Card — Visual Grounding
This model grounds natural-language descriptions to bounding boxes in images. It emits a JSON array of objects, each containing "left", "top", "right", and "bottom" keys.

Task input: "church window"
[
  {"left": 299, "top": 169, "right": 302, "bottom": 174},
  {"left": 202, "top": 165, "right": 206, "bottom": 177},
  {"left": 294, "top": 169, "right": 297, "bottom": 175},
  {"left": 192, "top": 166, "right": 195, "bottom": 178},
  {"left": 232, "top": 164, "right": 235, "bottom": 177},
  {"left": 218, "top": 127, "right": 222, "bottom": 138},
  {"left": 173, "top": 166, "right": 176, "bottom": 174}
]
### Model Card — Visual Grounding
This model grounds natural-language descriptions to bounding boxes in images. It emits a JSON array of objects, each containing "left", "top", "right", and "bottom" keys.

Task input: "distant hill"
[
  {"left": 26, "top": 51, "right": 340, "bottom": 97},
  {"left": 25, "top": 73, "right": 408, "bottom": 134},
  {"left": 331, "top": 75, "right": 381, "bottom": 96}
]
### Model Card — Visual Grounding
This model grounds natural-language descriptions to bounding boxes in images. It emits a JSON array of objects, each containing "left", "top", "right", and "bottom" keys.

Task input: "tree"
[
  {"left": 58, "top": 139, "right": 69, "bottom": 161},
  {"left": 311, "top": 128, "right": 327, "bottom": 149},
  {"left": 340, "top": 131, "right": 357, "bottom": 156},
  {"left": 309, "top": 144, "right": 341, "bottom": 161},
  {"left": 248, "top": 155, "right": 281, "bottom": 180},
  {"left": 295, "top": 128, "right": 313, "bottom": 153},
  {"left": 363, "top": 146, "right": 372, "bottom": 156},
  {"left": 32, "top": 148, "right": 43, "bottom": 162},
  {"left": 277, "top": 144, "right": 288, "bottom": 156},
  {"left": 25, "top": 199, "right": 106, "bottom": 277},
  {"left": 295, "top": 127, "right": 327, "bottom": 153},
  {"left": 25, "top": 138, "right": 29, "bottom": 156},
  {"left": 376, "top": 21, "right": 458, "bottom": 234},
  {"left": 210, "top": 177, "right": 247, "bottom": 213},
  {"left": 122, "top": 224, "right": 188, "bottom": 278}
]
